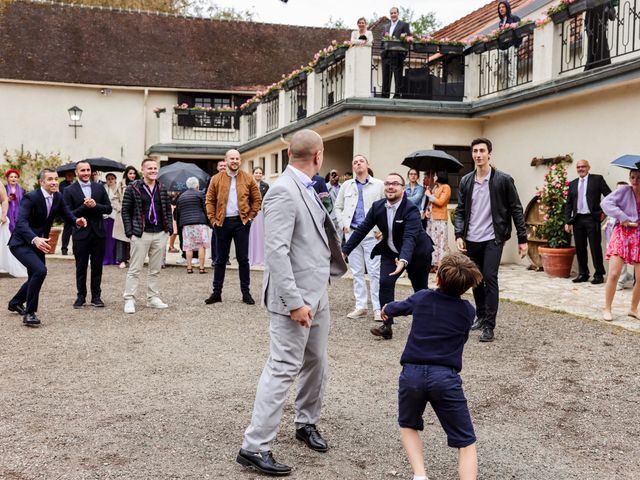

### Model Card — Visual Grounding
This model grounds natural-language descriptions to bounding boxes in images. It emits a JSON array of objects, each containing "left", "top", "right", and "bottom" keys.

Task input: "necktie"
[
  {"left": 46, "top": 195, "right": 52, "bottom": 217},
  {"left": 578, "top": 178, "right": 586, "bottom": 212}
]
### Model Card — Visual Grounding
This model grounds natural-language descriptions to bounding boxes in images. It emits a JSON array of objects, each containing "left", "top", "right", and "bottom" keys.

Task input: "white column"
[{"left": 344, "top": 45, "right": 373, "bottom": 99}]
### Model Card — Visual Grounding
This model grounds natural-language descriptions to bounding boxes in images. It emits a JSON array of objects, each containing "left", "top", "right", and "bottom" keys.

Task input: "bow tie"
[{"left": 304, "top": 180, "right": 317, "bottom": 190}]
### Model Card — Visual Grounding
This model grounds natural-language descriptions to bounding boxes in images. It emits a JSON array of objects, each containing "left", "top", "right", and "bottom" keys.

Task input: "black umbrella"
[
  {"left": 157, "top": 161, "right": 210, "bottom": 192},
  {"left": 402, "top": 150, "right": 463, "bottom": 173},
  {"left": 57, "top": 157, "right": 126, "bottom": 173}
]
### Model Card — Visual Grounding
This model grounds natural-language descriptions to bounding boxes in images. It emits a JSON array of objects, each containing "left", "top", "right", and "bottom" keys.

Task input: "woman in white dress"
[
  {"left": 0, "top": 182, "right": 27, "bottom": 277},
  {"left": 350, "top": 17, "right": 373, "bottom": 44}
]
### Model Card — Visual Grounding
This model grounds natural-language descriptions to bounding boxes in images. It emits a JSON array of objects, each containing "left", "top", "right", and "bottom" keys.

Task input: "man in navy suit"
[
  {"left": 63, "top": 161, "right": 112, "bottom": 308},
  {"left": 343, "top": 172, "right": 433, "bottom": 340},
  {"left": 8, "top": 168, "right": 87, "bottom": 326},
  {"left": 381, "top": 6, "right": 411, "bottom": 98}
]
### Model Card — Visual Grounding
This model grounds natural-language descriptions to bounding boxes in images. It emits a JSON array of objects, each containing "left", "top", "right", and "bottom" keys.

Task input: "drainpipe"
[{"left": 143, "top": 88, "right": 149, "bottom": 156}]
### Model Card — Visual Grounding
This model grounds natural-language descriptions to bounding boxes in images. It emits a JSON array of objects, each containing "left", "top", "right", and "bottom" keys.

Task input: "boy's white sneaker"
[
  {"left": 147, "top": 297, "right": 169, "bottom": 309},
  {"left": 124, "top": 300, "right": 136, "bottom": 314}
]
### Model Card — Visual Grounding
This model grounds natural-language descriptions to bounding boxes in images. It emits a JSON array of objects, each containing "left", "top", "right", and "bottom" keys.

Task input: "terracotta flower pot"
[{"left": 538, "top": 246, "right": 576, "bottom": 278}]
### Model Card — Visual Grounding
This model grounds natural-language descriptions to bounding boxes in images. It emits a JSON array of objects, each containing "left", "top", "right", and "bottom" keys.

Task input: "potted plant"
[
  {"left": 412, "top": 35, "right": 439, "bottom": 54},
  {"left": 468, "top": 35, "right": 488, "bottom": 54},
  {"left": 568, "top": 0, "right": 589, "bottom": 16},
  {"left": 382, "top": 33, "right": 410, "bottom": 52},
  {"left": 498, "top": 24, "right": 517, "bottom": 49},
  {"left": 173, "top": 103, "right": 190, "bottom": 115},
  {"left": 536, "top": 159, "right": 576, "bottom": 278},
  {"left": 439, "top": 40, "right": 465, "bottom": 55}
]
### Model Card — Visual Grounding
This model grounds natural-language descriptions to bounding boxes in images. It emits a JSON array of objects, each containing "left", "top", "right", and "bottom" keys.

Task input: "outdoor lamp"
[{"left": 67, "top": 105, "right": 83, "bottom": 138}]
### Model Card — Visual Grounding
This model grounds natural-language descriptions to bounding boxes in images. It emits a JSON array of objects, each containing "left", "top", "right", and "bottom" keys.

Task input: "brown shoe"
[{"left": 370, "top": 324, "right": 392, "bottom": 340}]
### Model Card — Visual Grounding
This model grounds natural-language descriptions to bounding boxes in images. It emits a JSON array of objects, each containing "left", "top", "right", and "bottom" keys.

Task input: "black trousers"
[
  {"left": 380, "top": 252, "right": 431, "bottom": 326},
  {"left": 9, "top": 245, "right": 47, "bottom": 314},
  {"left": 73, "top": 233, "right": 105, "bottom": 300},
  {"left": 381, "top": 52, "right": 406, "bottom": 98},
  {"left": 466, "top": 240, "right": 504, "bottom": 330},
  {"left": 61, "top": 220, "right": 73, "bottom": 252},
  {"left": 573, "top": 214, "right": 605, "bottom": 276},
  {"left": 212, "top": 216, "right": 250, "bottom": 293}
]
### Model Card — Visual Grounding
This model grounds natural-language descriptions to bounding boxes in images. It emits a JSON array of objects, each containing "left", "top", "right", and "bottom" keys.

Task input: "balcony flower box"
[
  {"left": 262, "top": 89, "right": 280, "bottom": 103},
  {"left": 439, "top": 43, "right": 464, "bottom": 55},
  {"left": 514, "top": 22, "right": 536, "bottom": 39},
  {"left": 485, "top": 39, "right": 499, "bottom": 51},
  {"left": 283, "top": 77, "right": 300, "bottom": 92},
  {"left": 413, "top": 42, "right": 439, "bottom": 54},
  {"left": 333, "top": 45, "right": 347, "bottom": 61},
  {"left": 498, "top": 29, "right": 516, "bottom": 49},
  {"left": 568, "top": 0, "right": 589, "bottom": 16},
  {"left": 470, "top": 41, "right": 487, "bottom": 54},
  {"left": 241, "top": 102, "right": 258, "bottom": 115},
  {"left": 382, "top": 40, "right": 409, "bottom": 52},
  {"left": 550, "top": 8, "right": 570, "bottom": 24},
  {"left": 314, "top": 57, "right": 329, "bottom": 73},
  {"left": 174, "top": 107, "right": 190, "bottom": 115},
  {"left": 298, "top": 71, "right": 308, "bottom": 82}
]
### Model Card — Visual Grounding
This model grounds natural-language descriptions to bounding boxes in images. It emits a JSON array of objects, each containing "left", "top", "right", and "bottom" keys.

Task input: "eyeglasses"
[
  {"left": 408, "top": 172, "right": 418, "bottom": 176},
  {"left": 384, "top": 181, "right": 403, "bottom": 187}
]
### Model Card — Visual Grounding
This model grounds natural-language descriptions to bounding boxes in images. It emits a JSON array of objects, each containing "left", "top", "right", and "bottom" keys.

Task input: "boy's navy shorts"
[{"left": 398, "top": 363, "right": 476, "bottom": 448}]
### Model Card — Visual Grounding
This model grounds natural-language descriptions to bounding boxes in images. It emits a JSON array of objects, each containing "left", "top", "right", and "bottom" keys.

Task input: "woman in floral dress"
[{"left": 601, "top": 168, "right": 640, "bottom": 321}]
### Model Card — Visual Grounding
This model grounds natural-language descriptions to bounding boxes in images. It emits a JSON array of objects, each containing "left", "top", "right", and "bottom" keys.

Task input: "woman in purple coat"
[
  {"left": 601, "top": 168, "right": 640, "bottom": 321},
  {"left": 4, "top": 169, "right": 25, "bottom": 234}
]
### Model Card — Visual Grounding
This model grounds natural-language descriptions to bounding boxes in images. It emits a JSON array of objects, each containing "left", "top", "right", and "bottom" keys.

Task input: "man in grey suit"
[{"left": 237, "top": 130, "right": 347, "bottom": 476}]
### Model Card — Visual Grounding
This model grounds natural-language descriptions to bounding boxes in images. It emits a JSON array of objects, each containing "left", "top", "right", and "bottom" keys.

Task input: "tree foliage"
[
  {"left": 2, "top": 149, "right": 66, "bottom": 192},
  {"left": 324, "top": 8, "right": 440, "bottom": 36}
]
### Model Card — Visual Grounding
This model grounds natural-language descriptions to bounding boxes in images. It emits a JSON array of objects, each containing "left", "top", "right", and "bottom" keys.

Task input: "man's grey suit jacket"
[{"left": 261, "top": 166, "right": 347, "bottom": 315}]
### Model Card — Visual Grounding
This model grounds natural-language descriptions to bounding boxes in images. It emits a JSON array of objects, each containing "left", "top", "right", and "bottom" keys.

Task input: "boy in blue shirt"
[{"left": 381, "top": 253, "right": 482, "bottom": 480}]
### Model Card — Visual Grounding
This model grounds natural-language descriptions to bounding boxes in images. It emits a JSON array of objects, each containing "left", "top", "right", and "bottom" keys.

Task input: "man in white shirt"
[{"left": 335, "top": 154, "right": 385, "bottom": 321}]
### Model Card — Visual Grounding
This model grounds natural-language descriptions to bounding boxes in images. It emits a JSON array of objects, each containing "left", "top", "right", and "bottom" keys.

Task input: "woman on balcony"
[
  {"left": 248, "top": 167, "right": 269, "bottom": 266},
  {"left": 350, "top": 17, "right": 373, "bottom": 44},
  {"left": 601, "top": 168, "right": 640, "bottom": 321}
]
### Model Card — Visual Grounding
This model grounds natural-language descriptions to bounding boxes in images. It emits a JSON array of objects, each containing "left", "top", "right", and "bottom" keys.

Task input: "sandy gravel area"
[{"left": 1, "top": 260, "right": 638, "bottom": 479}]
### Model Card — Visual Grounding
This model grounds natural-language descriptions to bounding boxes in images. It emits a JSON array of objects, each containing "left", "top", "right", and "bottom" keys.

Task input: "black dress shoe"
[
  {"left": 204, "top": 291, "right": 222, "bottom": 304},
  {"left": 242, "top": 292, "right": 256, "bottom": 305},
  {"left": 370, "top": 324, "right": 393, "bottom": 340},
  {"left": 73, "top": 298, "right": 86, "bottom": 309},
  {"left": 572, "top": 275, "right": 590, "bottom": 283},
  {"left": 8, "top": 302, "right": 26, "bottom": 315},
  {"left": 61, "top": 249, "right": 68, "bottom": 255},
  {"left": 296, "top": 424, "right": 328, "bottom": 452},
  {"left": 23, "top": 313, "right": 41, "bottom": 327},
  {"left": 91, "top": 298, "right": 105, "bottom": 307},
  {"left": 236, "top": 448, "right": 291, "bottom": 476},
  {"left": 479, "top": 327, "right": 494, "bottom": 342},
  {"left": 470, "top": 318, "right": 484, "bottom": 330},
  {"left": 591, "top": 275, "right": 604, "bottom": 285}
]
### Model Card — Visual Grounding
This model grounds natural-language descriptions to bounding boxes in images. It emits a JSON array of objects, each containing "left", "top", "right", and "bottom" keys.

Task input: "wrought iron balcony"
[{"left": 172, "top": 110, "right": 240, "bottom": 142}]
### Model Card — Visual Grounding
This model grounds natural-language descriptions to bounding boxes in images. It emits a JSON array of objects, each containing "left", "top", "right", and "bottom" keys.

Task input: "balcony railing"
[
  {"left": 288, "top": 80, "right": 308, "bottom": 123},
  {"left": 370, "top": 42, "right": 465, "bottom": 100},
  {"left": 479, "top": 34, "right": 534, "bottom": 97},
  {"left": 264, "top": 97, "right": 279, "bottom": 133},
  {"left": 560, "top": 1, "right": 640, "bottom": 74},
  {"left": 320, "top": 60, "right": 345, "bottom": 109},
  {"left": 247, "top": 112, "right": 257, "bottom": 140},
  {"left": 172, "top": 111, "right": 240, "bottom": 142}
]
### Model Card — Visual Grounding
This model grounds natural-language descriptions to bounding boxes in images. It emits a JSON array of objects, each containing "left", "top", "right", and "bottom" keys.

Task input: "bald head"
[{"left": 289, "top": 130, "right": 323, "bottom": 163}]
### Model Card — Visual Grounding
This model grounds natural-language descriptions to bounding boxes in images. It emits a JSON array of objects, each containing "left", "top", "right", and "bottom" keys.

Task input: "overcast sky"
[{"left": 214, "top": 0, "right": 492, "bottom": 29}]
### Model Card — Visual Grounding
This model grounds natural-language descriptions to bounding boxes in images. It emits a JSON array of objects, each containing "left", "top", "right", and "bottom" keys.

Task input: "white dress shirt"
[
  {"left": 79, "top": 180, "right": 92, "bottom": 198},
  {"left": 225, "top": 170, "right": 240, "bottom": 217},
  {"left": 577, "top": 175, "right": 591, "bottom": 214},
  {"left": 386, "top": 200, "right": 400, "bottom": 254}
]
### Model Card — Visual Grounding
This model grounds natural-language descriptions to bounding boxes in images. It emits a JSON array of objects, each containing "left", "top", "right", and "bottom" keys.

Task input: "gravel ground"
[{"left": 1, "top": 260, "right": 639, "bottom": 480}]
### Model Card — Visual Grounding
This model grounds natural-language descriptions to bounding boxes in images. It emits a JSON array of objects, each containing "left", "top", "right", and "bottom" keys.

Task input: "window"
[
  {"left": 281, "top": 149, "right": 289, "bottom": 172},
  {"left": 176, "top": 92, "right": 244, "bottom": 129},
  {"left": 272, "top": 153, "right": 279, "bottom": 174},
  {"left": 432, "top": 145, "right": 473, "bottom": 203},
  {"left": 259, "top": 156, "right": 266, "bottom": 172}
]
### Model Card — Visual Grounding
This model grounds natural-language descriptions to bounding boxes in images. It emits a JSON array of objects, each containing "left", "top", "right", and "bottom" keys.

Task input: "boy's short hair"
[{"left": 437, "top": 253, "right": 482, "bottom": 297}]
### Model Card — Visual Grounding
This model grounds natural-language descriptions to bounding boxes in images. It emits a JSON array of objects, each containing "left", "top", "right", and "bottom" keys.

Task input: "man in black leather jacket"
[{"left": 454, "top": 138, "right": 527, "bottom": 342}]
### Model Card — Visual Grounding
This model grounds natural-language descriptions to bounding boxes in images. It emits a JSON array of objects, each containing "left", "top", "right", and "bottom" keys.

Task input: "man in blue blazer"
[
  {"left": 63, "top": 161, "right": 112, "bottom": 307},
  {"left": 343, "top": 172, "right": 433, "bottom": 340},
  {"left": 8, "top": 168, "right": 87, "bottom": 326}
]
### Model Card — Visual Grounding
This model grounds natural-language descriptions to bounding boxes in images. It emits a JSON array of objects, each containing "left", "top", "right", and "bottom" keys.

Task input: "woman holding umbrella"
[
  {"left": 602, "top": 167, "right": 640, "bottom": 321},
  {"left": 424, "top": 171, "right": 452, "bottom": 271}
]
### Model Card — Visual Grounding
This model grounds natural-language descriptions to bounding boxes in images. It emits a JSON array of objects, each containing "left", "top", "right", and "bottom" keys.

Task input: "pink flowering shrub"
[{"left": 536, "top": 160, "right": 572, "bottom": 247}]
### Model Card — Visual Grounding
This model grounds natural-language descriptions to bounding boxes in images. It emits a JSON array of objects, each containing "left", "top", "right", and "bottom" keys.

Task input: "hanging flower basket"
[
  {"left": 413, "top": 42, "right": 439, "bottom": 54},
  {"left": 514, "top": 22, "right": 536, "bottom": 39},
  {"left": 439, "top": 43, "right": 465, "bottom": 55}
]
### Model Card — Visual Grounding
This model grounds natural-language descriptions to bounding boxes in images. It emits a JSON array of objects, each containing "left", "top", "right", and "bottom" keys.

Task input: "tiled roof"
[
  {"left": 433, "top": 0, "right": 532, "bottom": 41},
  {"left": 0, "top": 1, "right": 350, "bottom": 91}
]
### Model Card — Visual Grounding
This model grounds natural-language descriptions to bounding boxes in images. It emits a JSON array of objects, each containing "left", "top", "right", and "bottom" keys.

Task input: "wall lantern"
[{"left": 67, "top": 106, "right": 83, "bottom": 138}]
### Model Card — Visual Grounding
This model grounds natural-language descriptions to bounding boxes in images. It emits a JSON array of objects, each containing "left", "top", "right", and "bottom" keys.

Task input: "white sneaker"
[
  {"left": 124, "top": 300, "right": 136, "bottom": 314},
  {"left": 147, "top": 297, "right": 169, "bottom": 309},
  {"left": 175, "top": 258, "right": 186, "bottom": 265},
  {"left": 347, "top": 308, "right": 368, "bottom": 319},
  {"left": 373, "top": 310, "right": 382, "bottom": 321}
]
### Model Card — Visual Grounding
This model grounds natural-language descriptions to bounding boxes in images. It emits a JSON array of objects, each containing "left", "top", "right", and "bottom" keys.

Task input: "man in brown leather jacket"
[{"left": 205, "top": 149, "right": 261, "bottom": 305}]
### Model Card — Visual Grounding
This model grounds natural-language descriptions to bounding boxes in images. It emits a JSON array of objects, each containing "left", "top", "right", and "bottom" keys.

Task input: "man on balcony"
[
  {"left": 381, "top": 6, "right": 411, "bottom": 98},
  {"left": 204, "top": 150, "right": 261, "bottom": 305}
]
